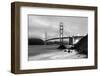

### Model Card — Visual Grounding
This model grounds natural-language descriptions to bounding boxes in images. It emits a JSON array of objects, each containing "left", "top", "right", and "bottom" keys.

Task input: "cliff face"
[{"left": 74, "top": 35, "right": 88, "bottom": 55}]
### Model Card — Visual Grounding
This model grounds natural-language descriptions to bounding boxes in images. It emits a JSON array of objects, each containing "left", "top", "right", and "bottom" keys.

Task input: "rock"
[{"left": 74, "top": 35, "right": 88, "bottom": 55}]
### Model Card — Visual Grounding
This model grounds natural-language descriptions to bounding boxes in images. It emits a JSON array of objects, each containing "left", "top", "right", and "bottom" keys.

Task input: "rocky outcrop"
[{"left": 74, "top": 35, "right": 88, "bottom": 55}]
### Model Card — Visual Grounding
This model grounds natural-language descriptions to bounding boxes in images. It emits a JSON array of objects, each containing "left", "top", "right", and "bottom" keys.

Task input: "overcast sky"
[{"left": 28, "top": 15, "right": 88, "bottom": 40}]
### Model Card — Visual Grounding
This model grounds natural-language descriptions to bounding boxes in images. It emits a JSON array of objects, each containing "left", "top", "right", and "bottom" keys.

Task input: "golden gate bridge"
[{"left": 44, "top": 22, "right": 83, "bottom": 49}]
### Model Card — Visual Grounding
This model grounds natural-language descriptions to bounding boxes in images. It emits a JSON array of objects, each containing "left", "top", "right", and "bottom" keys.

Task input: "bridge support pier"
[{"left": 57, "top": 44, "right": 66, "bottom": 49}]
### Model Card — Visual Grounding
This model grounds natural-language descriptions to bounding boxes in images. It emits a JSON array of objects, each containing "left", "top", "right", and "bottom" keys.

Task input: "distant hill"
[
  {"left": 28, "top": 38, "right": 44, "bottom": 45},
  {"left": 74, "top": 35, "right": 88, "bottom": 55}
]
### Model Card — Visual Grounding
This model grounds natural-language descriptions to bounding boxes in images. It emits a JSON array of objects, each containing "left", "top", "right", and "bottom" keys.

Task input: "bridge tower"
[
  {"left": 44, "top": 32, "right": 47, "bottom": 45},
  {"left": 58, "top": 22, "right": 66, "bottom": 49},
  {"left": 59, "top": 22, "right": 63, "bottom": 45}
]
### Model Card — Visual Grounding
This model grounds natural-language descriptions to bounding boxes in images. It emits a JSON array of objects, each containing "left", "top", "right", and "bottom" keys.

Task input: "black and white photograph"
[{"left": 28, "top": 15, "right": 88, "bottom": 61}]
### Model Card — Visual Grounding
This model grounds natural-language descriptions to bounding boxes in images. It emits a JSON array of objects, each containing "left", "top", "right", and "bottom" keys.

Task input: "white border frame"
[{"left": 20, "top": 6, "right": 95, "bottom": 70}]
